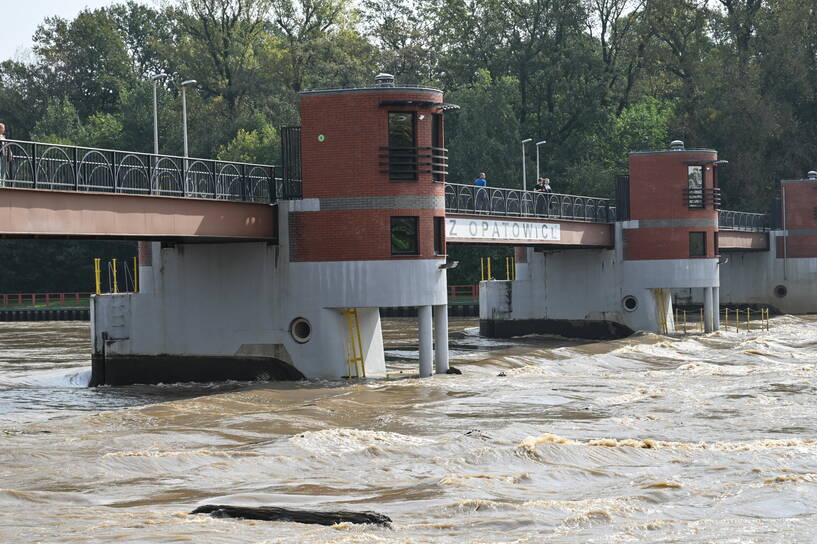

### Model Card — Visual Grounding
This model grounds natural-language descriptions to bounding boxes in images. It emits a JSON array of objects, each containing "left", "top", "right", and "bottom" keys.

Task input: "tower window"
[
  {"left": 388, "top": 112, "right": 416, "bottom": 180},
  {"left": 689, "top": 231, "right": 706, "bottom": 257},
  {"left": 391, "top": 216, "right": 419, "bottom": 255},
  {"left": 434, "top": 216, "right": 445, "bottom": 255},
  {"left": 688, "top": 165, "right": 703, "bottom": 208}
]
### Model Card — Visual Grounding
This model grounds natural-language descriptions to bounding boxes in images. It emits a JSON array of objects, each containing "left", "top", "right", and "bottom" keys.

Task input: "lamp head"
[
  {"left": 150, "top": 73, "right": 169, "bottom": 81},
  {"left": 521, "top": 138, "right": 532, "bottom": 144},
  {"left": 181, "top": 79, "right": 197, "bottom": 87}
]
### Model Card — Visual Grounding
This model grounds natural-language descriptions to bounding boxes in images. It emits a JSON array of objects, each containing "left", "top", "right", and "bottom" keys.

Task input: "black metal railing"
[
  {"left": 445, "top": 183, "right": 615, "bottom": 223},
  {"left": 379, "top": 146, "right": 448, "bottom": 180},
  {"left": 684, "top": 187, "right": 721, "bottom": 209},
  {"left": 0, "top": 139, "right": 303, "bottom": 203},
  {"left": 718, "top": 209, "right": 770, "bottom": 231},
  {"left": 280, "top": 126, "right": 302, "bottom": 199},
  {"left": 615, "top": 174, "right": 630, "bottom": 221}
]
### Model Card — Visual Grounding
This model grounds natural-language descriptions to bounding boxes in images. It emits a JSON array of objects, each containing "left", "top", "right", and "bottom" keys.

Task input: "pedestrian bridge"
[
  {"left": 0, "top": 137, "right": 301, "bottom": 241},
  {"left": 444, "top": 183, "right": 771, "bottom": 250},
  {"left": 0, "top": 140, "right": 770, "bottom": 248}
]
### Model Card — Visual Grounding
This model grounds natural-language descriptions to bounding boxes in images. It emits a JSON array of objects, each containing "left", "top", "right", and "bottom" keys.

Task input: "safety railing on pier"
[
  {"left": 448, "top": 284, "right": 479, "bottom": 300},
  {"left": 444, "top": 183, "right": 615, "bottom": 223},
  {"left": 1, "top": 292, "right": 94, "bottom": 307},
  {"left": 0, "top": 138, "right": 302, "bottom": 203},
  {"left": 718, "top": 209, "right": 770, "bottom": 231}
]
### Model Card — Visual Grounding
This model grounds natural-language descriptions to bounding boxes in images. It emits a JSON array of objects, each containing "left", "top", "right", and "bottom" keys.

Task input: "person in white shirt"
[{"left": 0, "top": 123, "right": 7, "bottom": 184}]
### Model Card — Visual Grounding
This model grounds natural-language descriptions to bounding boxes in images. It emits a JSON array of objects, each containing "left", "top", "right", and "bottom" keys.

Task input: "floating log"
[{"left": 190, "top": 504, "right": 392, "bottom": 527}]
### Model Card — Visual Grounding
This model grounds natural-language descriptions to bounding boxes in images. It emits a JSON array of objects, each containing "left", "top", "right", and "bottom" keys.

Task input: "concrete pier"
[
  {"left": 418, "top": 305, "right": 433, "bottom": 378},
  {"left": 433, "top": 304, "right": 449, "bottom": 374},
  {"left": 704, "top": 286, "right": 714, "bottom": 332}
]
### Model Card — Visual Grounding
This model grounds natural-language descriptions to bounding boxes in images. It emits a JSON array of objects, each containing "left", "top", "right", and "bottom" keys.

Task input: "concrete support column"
[
  {"left": 418, "top": 305, "right": 433, "bottom": 378},
  {"left": 713, "top": 286, "right": 720, "bottom": 331},
  {"left": 514, "top": 247, "right": 529, "bottom": 280},
  {"left": 137, "top": 241, "right": 153, "bottom": 293},
  {"left": 433, "top": 304, "right": 449, "bottom": 374},
  {"left": 704, "top": 286, "right": 714, "bottom": 333}
]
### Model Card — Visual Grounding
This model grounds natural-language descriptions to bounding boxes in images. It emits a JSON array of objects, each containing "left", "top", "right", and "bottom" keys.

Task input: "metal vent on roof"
[
  {"left": 807, "top": 170, "right": 817, "bottom": 181},
  {"left": 375, "top": 73, "right": 395, "bottom": 87},
  {"left": 669, "top": 140, "right": 685, "bottom": 151}
]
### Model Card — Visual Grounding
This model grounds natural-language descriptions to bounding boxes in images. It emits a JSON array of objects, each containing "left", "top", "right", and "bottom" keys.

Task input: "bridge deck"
[{"left": 0, "top": 187, "right": 277, "bottom": 241}]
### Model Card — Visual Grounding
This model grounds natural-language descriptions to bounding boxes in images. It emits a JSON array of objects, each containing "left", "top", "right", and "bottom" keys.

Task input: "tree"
[
  {"left": 33, "top": 9, "right": 137, "bottom": 118},
  {"left": 165, "top": 0, "right": 272, "bottom": 115},
  {"left": 445, "top": 70, "right": 521, "bottom": 187},
  {"left": 217, "top": 122, "right": 281, "bottom": 163}
]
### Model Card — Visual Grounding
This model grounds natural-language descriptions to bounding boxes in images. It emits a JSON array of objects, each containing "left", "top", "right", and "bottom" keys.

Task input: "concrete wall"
[
  {"left": 92, "top": 202, "right": 447, "bottom": 383},
  {"left": 479, "top": 224, "right": 721, "bottom": 337},
  {"left": 718, "top": 231, "right": 817, "bottom": 314}
]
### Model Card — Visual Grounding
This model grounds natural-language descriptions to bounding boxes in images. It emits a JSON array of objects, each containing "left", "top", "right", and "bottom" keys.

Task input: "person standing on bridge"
[
  {"left": 0, "top": 123, "right": 8, "bottom": 185},
  {"left": 473, "top": 172, "right": 488, "bottom": 211}
]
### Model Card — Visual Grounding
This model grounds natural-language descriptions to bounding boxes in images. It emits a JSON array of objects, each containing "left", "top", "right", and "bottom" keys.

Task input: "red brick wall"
[
  {"left": 781, "top": 182, "right": 817, "bottom": 230},
  {"left": 624, "top": 228, "right": 717, "bottom": 260},
  {"left": 626, "top": 150, "right": 718, "bottom": 260},
  {"left": 775, "top": 235, "right": 817, "bottom": 258},
  {"left": 290, "top": 209, "right": 445, "bottom": 262},
  {"left": 300, "top": 90, "right": 445, "bottom": 199},
  {"left": 775, "top": 181, "right": 817, "bottom": 258},
  {"left": 294, "top": 87, "right": 448, "bottom": 262}
]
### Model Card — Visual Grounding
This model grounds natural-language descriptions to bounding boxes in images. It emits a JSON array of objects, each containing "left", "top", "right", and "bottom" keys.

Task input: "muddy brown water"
[{"left": 2, "top": 317, "right": 817, "bottom": 542}]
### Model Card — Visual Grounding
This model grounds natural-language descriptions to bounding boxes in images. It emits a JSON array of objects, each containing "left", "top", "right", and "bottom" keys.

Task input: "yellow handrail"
[{"left": 93, "top": 258, "right": 101, "bottom": 295}]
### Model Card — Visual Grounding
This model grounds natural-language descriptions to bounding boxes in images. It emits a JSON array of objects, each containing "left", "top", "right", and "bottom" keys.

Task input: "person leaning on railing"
[
  {"left": 0, "top": 123, "right": 8, "bottom": 184},
  {"left": 534, "top": 177, "right": 552, "bottom": 193},
  {"left": 0, "top": 124, "right": 12, "bottom": 184},
  {"left": 473, "top": 172, "right": 488, "bottom": 211}
]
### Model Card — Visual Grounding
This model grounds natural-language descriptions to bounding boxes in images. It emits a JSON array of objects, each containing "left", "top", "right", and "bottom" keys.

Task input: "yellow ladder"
[
  {"left": 653, "top": 289, "right": 669, "bottom": 334},
  {"left": 341, "top": 308, "right": 366, "bottom": 378}
]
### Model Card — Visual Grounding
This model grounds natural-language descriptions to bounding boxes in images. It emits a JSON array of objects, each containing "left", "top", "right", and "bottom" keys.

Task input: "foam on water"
[{"left": 2, "top": 316, "right": 817, "bottom": 542}]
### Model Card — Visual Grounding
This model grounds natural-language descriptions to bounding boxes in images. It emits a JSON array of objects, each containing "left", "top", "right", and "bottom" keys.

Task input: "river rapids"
[{"left": 2, "top": 317, "right": 817, "bottom": 542}]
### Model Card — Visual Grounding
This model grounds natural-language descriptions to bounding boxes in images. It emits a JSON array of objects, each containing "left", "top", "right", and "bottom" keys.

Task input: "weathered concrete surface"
[
  {"left": 89, "top": 354, "right": 304, "bottom": 386},
  {"left": 480, "top": 318, "right": 633, "bottom": 340}
]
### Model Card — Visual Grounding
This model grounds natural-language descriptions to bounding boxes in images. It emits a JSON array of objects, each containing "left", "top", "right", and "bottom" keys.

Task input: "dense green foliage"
[{"left": 1, "top": 0, "right": 815, "bottom": 289}]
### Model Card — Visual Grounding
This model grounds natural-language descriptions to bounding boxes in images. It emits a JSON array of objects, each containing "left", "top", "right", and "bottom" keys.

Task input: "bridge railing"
[
  {"left": 444, "top": 183, "right": 615, "bottom": 223},
  {"left": 0, "top": 139, "right": 302, "bottom": 203},
  {"left": 718, "top": 209, "right": 770, "bottom": 231}
]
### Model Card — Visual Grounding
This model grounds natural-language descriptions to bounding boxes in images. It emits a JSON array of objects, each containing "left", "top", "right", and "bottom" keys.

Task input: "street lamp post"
[
  {"left": 180, "top": 79, "right": 197, "bottom": 159},
  {"left": 150, "top": 73, "right": 169, "bottom": 156},
  {"left": 535, "top": 140, "right": 547, "bottom": 181},
  {"left": 521, "top": 138, "right": 532, "bottom": 191},
  {"left": 180, "top": 79, "right": 197, "bottom": 197}
]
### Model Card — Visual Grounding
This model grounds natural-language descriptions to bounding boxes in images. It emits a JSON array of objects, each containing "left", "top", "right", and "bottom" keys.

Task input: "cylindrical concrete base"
[
  {"left": 137, "top": 241, "right": 154, "bottom": 293},
  {"left": 418, "top": 305, "right": 433, "bottom": 378},
  {"left": 433, "top": 304, "right": 449, "bottom": 374},
  {"left": 713, "top": 286, "right": 720, "bottom": 330}
]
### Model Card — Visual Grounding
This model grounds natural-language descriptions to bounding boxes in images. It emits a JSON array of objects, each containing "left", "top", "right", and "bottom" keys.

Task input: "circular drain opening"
[
  {"left": 774, "top": 285, "right": 787, "bottom": 298},
  {"left": 290, "top": 317, "right": 312, "bottom": 343},
  {"left": 622, "top": 296, "right": 638, "bottom": 312}
]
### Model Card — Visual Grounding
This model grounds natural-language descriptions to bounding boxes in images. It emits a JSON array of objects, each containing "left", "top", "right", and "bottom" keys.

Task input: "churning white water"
[{"left": 2, "top": 317, "right": 817, "bottom": 542}]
